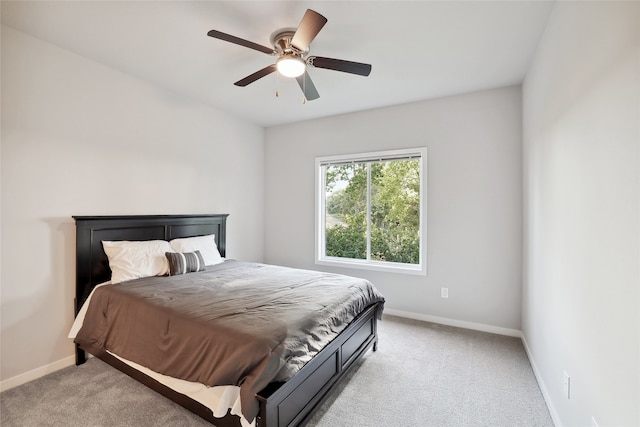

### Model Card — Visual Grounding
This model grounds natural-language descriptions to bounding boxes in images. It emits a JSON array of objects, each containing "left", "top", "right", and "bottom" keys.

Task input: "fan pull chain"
[{"left": 275, "top": 71, "right": 279, "bottom": 98}]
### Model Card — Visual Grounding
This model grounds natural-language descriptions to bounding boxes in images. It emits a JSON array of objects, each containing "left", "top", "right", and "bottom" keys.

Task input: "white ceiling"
[{"left": 1, "top": 1, "right": 554, "bottom": 127}]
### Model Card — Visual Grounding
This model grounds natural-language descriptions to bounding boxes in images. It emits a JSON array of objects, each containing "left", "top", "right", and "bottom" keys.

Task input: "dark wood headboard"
[{"left": 73, "top": 214, "right": 228, "bottom": 315}]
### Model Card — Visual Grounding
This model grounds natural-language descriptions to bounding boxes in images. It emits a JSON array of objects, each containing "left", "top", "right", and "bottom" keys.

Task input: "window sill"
[{"left": 316, "top": 257, "right": 426, "bottom": 276}]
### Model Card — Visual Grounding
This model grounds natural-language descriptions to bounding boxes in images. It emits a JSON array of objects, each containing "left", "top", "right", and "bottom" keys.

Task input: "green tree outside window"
[{"left": 324, "top": 158, "right": 421, "bottom": 264}]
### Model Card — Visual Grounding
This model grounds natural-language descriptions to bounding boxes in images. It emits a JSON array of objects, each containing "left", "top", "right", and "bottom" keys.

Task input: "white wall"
[
  {"left": 522, "top": 2, "right": 639, "bottom": 426},
  {"left": 265, "top": 86, "right": 523, "bottom": 333},
  {"left": 0, "top": 26, "right": 264, "bottom": 386}
]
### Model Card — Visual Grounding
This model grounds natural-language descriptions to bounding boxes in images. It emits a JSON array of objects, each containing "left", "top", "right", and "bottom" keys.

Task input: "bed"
[{"left": 71, "top": 214, "right": 384, "bottom": 427}]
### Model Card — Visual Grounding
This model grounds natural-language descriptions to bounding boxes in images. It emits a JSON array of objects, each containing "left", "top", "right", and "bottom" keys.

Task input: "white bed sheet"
[{"left": 69, "top": 282, "right": 254, "bottom": 427}]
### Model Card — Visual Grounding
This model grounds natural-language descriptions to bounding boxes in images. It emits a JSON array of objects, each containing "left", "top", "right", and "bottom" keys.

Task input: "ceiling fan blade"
[
  {"left": 309, "top": 56, "right": 372, "bottom": 76},
  {"left": 207, "top": 29, "right": 274, "bottom": 55},
  {"left": 291, "top": 9, "right": 327, "bottom": 52},
  {"left": 296, "top": 72, "right": 320, "bottom": 101},
  {"left": 234, "top": 65, "right": 277, "bottom": 87}
]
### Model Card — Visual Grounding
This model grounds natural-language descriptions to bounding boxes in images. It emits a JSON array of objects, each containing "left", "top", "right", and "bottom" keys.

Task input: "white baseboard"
[
  {"left": 0, "top": 355, "right": 75, "bottom": 393},
  {"left": 520, "top": 334, "right": 562, "bottom": 427},
  {"left": 383, "top": 308, "right": 523, "bottom": 337}
]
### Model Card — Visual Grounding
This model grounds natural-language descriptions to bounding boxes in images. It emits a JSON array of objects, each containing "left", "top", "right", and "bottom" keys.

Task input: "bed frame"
[{"left": 73, "top": 214, "right": 380, "bottom": 427}]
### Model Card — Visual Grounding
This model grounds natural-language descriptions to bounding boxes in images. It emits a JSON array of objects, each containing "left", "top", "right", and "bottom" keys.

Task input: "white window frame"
[{"left": 315, "top": 147, "right": 427, "bottom": 275}]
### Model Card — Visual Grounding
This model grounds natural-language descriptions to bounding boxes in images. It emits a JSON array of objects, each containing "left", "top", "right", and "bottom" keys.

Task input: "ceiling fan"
[{"left": 207, "top": 9, "right": 372, "bottom": 101}]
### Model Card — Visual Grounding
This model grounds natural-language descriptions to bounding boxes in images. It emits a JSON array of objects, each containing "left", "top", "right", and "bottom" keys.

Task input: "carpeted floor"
[{"left": 0, "top": 315, "right": 553, "bottom": 426}]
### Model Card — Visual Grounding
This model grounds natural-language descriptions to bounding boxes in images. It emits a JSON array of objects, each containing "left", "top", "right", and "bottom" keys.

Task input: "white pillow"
[
  {"left": 102, "top": 240, "right": 173, "bottom": 284},
  {"left": 169, "top": 234, "right": 223, "bottom": 266}
]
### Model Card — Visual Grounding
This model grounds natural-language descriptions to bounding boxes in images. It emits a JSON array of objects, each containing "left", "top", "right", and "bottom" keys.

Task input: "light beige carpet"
[
  {"left": 1, "top": 315, "right": 553, "bottom": 426},
  {"left": 308, "top": 315, "right": 553, "bottom": 426}
]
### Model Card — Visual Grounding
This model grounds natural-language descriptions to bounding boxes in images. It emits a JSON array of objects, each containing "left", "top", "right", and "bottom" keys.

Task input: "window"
[{"left": 315, "top": 148, "right": 427, "bottom": 275}]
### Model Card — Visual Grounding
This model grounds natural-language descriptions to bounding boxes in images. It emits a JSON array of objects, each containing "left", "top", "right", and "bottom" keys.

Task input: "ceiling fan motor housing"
[{"left": 271, "top": 30, "right": 308, "bottom": 55}]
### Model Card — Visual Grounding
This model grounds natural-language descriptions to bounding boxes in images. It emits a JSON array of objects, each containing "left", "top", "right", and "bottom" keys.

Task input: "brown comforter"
[{"left": 75, "top": 261, "right": 384, "bottom": 422}]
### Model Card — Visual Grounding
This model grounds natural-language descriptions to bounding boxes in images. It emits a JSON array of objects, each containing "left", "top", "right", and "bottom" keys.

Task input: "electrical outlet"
[
  {"left": 563, "top": 371, "right": 571, "bottom": 399},
  {"left": 591, "top": 416, "right": 599, "bottom": 427},
  {"left": 441, "top": 287, "right": 449, "bottom": 298}
]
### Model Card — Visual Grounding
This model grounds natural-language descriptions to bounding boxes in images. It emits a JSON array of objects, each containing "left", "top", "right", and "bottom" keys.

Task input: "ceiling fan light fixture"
[{"left": 276, "top": 54, "right": 306, "bottom": 78}]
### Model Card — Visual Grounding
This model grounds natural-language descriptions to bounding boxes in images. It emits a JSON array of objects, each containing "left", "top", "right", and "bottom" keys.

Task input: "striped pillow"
[{"left": 165, "top": 251, "right": 205, "bottom": 276}]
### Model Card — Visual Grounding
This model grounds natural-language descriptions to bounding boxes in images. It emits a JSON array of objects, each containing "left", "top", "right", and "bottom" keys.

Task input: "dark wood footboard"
[{"left": 256, "top": 303, "right": 379, "bottom": 427}]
